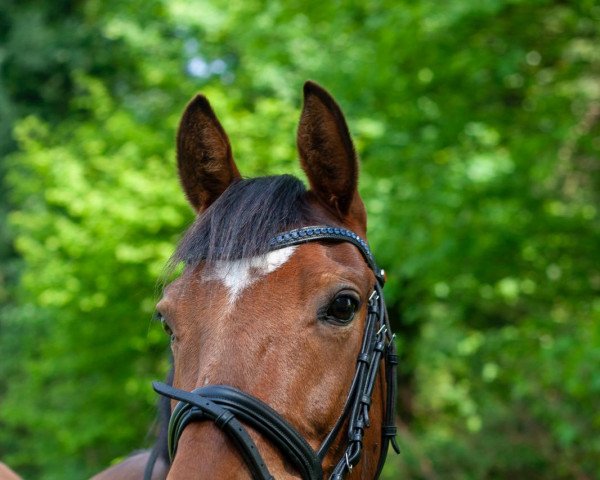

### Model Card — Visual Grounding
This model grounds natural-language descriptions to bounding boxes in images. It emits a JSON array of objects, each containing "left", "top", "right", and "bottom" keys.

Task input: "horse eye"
[
  {"left": 326, "top": 295, "right": 359, "bottom": 323},
  {"left": 161, "top": 318, "right": 173, "bottom": 337},
  {"left": 156, "top": 312, "right": 173, "bottom": 337}
]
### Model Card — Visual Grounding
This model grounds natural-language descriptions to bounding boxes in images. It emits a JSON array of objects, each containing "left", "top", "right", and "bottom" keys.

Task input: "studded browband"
[
  {"left": 150, "top": 225, "right": 399, "bottom": 480},
  {"left": 269, "top": 226, "right": 384, "bottom": 285}
]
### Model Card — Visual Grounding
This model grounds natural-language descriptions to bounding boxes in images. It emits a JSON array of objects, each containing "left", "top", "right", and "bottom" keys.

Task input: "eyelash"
[{"left": 155, "top": 312, "right": 174, "bottom": 338}]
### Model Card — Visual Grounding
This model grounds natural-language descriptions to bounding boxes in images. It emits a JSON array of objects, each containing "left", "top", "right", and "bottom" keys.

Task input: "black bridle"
[{"left": 151, "top": 226, "right": 400, "bottom": 479}]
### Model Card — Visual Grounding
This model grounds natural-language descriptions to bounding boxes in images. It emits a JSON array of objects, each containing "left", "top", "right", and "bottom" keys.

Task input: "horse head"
[{"left": 153, "top": 81, "right": 398, "bottom": 479}]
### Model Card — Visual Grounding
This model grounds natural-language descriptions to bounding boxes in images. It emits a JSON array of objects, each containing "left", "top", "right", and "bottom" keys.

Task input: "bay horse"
[{"left": 94, "top": 81, "right": 398, "bottom": 479}]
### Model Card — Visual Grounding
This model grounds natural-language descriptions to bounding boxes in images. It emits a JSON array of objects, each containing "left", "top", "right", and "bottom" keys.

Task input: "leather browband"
[
  {"left": 150, "top": 225, "right": 399, "bottom": 480},
  {"left": 268, "top": 226, "right": 385, "bottom": 285}
]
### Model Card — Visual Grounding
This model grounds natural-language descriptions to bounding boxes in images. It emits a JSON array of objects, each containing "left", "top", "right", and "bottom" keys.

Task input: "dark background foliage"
[{"left": 0, "top": 1, "right": 598, "bottom": 478}]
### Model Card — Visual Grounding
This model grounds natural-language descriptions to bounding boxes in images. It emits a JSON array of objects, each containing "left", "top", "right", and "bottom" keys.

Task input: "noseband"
[{"left": 151, "top": 226, "right": 399, "bottom": 479}]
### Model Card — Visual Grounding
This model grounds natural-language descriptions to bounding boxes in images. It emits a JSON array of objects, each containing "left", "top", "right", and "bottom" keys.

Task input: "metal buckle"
[{"left": 345, "top": 452, "right": 353, "bottom": 472}]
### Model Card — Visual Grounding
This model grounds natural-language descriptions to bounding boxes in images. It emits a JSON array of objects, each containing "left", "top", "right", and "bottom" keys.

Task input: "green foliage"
[{"left": 0, "top": 0, "right": 598, "bottom": 478}]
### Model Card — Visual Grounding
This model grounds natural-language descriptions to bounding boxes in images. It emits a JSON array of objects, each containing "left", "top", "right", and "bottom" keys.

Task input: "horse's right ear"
[{"left": 176, "top": 95, "right": 241, "bottom": 213}]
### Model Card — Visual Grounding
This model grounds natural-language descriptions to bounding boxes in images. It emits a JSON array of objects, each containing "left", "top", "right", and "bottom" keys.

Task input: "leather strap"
[
  {"left": 153, "top": 382, "right": 276, "bottom": 480},
  {"left": 268, "top": 226, "right": 385, "bottom": 285},
  {"left": 153, "top": 382, "right": 324, "bottom": 480},
  {"left": 328, "top": 283, "right": 395, "bottom": 479},
  {"left": 198, "top": 386, "right": 323, "bottom": 479}
]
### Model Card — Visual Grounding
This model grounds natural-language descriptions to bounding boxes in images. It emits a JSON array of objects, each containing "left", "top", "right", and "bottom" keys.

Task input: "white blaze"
[{"left": 205, "top": 246, "right": 297, "bottom": 302}]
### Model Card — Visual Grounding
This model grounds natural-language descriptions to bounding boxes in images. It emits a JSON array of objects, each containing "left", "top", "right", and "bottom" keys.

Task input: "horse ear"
[
  {"left": 177, "top": 94, "right": 241, "bottom": 213},
  {"left": 297, "top": 81, "right": 359, "bottom": 219}
]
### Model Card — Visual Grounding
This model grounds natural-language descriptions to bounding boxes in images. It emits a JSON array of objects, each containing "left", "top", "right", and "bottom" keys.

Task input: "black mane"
[{"left": 171, "top": 175, "right": 311, "bottom": 266}]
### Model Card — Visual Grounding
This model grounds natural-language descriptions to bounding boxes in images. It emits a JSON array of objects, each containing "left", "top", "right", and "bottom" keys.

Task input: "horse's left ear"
[{"left": 297, "top": 81, "right": 363, "bottom": 221}]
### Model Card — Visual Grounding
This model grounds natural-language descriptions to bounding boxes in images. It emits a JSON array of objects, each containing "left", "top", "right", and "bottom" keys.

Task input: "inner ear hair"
[
  {"left": 176, "top": 94, "right": 241, "bottom": 213},
  {"left": 297, "top": 81, "right": 358, "bottom": 218}
]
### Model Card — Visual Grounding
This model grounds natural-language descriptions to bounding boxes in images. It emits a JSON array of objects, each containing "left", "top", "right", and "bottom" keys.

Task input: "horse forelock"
[{"left": 170, "top": 175, "right": 311, "bottom": 270}]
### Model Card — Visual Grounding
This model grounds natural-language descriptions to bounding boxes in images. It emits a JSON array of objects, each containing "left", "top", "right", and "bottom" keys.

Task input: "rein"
[{"left": 151, "top": 226, "right": 399, "bottom": 479}]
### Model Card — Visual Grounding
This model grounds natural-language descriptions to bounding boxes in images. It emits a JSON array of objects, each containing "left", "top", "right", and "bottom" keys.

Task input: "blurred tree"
[{"left": 0, "top": 0, "right": 598, "bottom": 479}]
